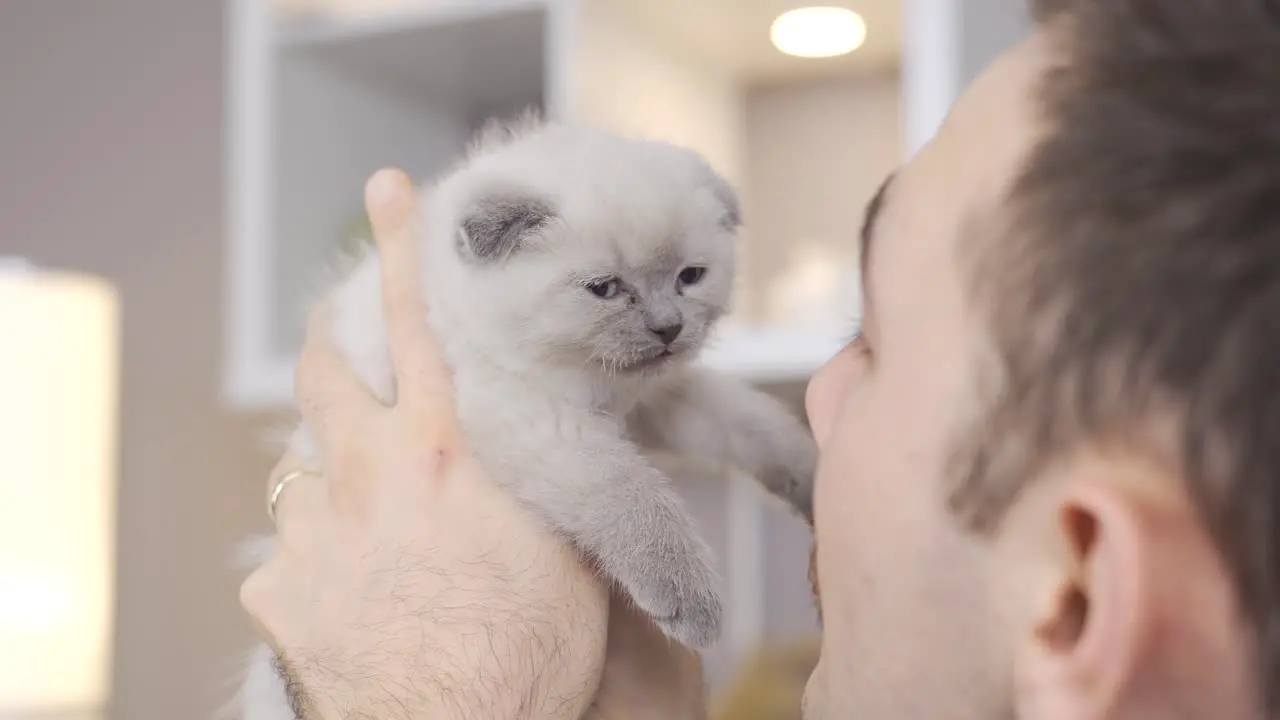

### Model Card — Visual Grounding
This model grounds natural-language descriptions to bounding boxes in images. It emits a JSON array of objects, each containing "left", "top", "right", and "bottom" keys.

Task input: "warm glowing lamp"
[
  {"left": 771, "top": 7, "right": 868, "bottom": 58},
  {"left": 0, "top": 259, "right": 118, "bottom": 718}
]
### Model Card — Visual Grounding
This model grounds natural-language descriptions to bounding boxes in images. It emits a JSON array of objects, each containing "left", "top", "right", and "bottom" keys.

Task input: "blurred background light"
[
  {"left": 0, "top": 261, "right": 118, "bottom": 718},
  {"left": 771, "top": 7, "right": 868, "bottom": 58}
]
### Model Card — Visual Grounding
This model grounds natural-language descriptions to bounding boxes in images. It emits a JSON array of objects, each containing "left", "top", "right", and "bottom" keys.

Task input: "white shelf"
[
  {"left": 278, "top": 0, "right": 548, "bottom": 48},
  {"left": 701, "top": 325, "right": 844, "bottom": 384},
  {"left": 278, "top": 1, "right": 548, "bottom": 112},
  {"left": 222, "top": 327, "right": 838, "bottom": 411}
]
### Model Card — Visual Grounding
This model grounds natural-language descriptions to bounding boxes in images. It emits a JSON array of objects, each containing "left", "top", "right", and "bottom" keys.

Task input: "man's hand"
[
  {"left": 239, "top": 168, "right": 609, "bottom": 720},
  {"left": 590, "top": 596, "right": 709, "bottom": 720}
]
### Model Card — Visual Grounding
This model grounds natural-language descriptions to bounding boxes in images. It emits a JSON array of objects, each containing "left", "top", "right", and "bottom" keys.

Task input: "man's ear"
[
  {"left": 456, "top": 192, "right": 556, "bottom": 263},
  {"left": 1019, "top": 481, "right": 1142, "bottom": 720},
  {"left": 1015, "top": 460, "right": 1245, "bottom": 719}
]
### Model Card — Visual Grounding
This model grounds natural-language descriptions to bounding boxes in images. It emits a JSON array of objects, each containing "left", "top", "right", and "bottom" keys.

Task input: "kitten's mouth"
[{"left": 620, "top": 347, "right": 682, "bottom": 371}]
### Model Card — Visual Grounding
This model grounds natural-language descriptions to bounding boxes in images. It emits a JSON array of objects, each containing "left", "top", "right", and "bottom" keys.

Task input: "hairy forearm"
[
  {"left": 287, "top": 654, "right": 590, "bottom": 720},
  {"left": 281, "top": 605, "right": 600, "bottom": 720}
]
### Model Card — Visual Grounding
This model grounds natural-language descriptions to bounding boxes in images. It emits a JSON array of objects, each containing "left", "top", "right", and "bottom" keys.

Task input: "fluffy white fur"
[{"left": 237, "top": 116, "right": 817, "bottom": 719}]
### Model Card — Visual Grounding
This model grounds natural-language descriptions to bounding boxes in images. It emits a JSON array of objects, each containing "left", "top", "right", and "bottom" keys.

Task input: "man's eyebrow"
[{"left": 859, "top": 173, "right": 894, "bottom": 284}]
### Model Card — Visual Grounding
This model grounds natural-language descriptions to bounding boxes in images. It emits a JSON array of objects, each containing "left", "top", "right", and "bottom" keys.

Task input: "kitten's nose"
[{"left": 650, "top": 323, "right": 683, "bottom": 345}]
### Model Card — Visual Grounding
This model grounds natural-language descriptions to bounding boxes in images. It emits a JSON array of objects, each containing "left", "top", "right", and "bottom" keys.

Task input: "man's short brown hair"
[{"left": 950, "top": 0, "right": 1280, "bottom": 712}]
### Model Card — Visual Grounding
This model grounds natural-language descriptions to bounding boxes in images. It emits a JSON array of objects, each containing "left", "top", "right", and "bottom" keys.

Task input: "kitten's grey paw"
[
  {"left": 613, "top": 538, "right": 723, "bottom": 648},
  {"left": 789, "top": 481, "right": 814, "bottom": 526},
  {"left": 765, "top": 458, "right": 816, "bottom": 525},
  {"left": 788, "top": 466, "right": 816, "bottom": 525}
]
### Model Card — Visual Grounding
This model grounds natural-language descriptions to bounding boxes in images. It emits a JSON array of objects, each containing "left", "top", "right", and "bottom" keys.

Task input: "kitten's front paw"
[
  {"left": 613, "top": 536, "right": 723, "bottom": 648},
  {"left": 787, "top": 478, "right": 815, "bottom": 525},
  {"left": 763, "top": 457, "right": 816, "bottom": 525}
]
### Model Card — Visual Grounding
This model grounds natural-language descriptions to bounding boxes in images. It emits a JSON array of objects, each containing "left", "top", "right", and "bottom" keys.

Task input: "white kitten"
[{"left": 238, "top": 115, "right": 817, "bottom": 719}]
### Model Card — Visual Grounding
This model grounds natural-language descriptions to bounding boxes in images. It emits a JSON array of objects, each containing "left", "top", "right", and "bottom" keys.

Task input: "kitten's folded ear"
[
  {"left": 703, "top": 166, "right": 742, "bottom": 232},
  {"left": 457, "top": 192, "right": 557, "bottom": 263}
]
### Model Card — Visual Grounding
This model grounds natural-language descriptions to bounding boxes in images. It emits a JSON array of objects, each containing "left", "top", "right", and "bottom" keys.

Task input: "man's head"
[{"left": 803, "top": 1, "right": 1280, "bottom": 717}]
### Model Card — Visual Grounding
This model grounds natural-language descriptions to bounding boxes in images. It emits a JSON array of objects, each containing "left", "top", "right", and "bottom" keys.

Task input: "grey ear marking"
[
  {"left": 457, "top": 195, "right": 556, "bottom": 262},
  {"left": 703, "top": 167, "right": 742, "bottom": 232},
  {"left": 712, "top": 175, "right": 742, "bottom": 231}
]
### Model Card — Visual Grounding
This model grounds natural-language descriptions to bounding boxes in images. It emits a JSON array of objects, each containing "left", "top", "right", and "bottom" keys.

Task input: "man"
[{"left": 242, "top": 0, "right": 1278, "bottom": 716}]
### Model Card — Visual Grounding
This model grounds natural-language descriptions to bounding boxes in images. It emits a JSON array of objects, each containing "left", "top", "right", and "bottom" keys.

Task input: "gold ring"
[{"left": 267, "top": 468, "right": 320, "bottom": 524}]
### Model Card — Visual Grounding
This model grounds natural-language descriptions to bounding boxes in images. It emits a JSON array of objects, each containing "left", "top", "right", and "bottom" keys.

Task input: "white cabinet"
[
  {"left": 225, "top": 0, "right": 567, "bottom": 407},
  {"left": 222, "top": 0, "right": 850, "bottom": 410}
]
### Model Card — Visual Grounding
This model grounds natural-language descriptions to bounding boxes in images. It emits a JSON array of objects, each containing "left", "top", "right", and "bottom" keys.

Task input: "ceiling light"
[{"left": 770, "top": 7, "right": 867, "bottom": 58}]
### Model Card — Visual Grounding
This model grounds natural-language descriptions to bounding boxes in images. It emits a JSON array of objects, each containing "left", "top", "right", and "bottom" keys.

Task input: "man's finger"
[
  {"left": 241, "top": 555, "right": 303, "bottom": 653},
  {"left": 364, "top": 168, "right": 458, "bottom": 416},
  {"left": 264, "top": 450, "right": 313, "bottom": 504},
  {"left": 295, "top": 300, "right": 379, "bottom": 455},
  {"left": 265, "top": 451, "right": 328, "bottom": 542}
]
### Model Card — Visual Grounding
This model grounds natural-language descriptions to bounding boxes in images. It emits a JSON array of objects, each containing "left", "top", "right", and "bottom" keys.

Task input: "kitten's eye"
[
  {"left": 587, "top": 278, "right": 621, "bottom": 299},
  {"left": 678, "top": 266, "right": 706, "bottom": 287}
]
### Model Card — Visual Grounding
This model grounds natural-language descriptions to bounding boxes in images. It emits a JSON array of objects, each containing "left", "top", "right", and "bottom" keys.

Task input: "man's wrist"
[{"left": 288, "top": 624, "right": 596, "bottom": 720}]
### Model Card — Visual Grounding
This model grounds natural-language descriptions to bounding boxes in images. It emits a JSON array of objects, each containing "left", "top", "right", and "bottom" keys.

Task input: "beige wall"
[
  {"left": 744, "top": 72, "right": 903, "bottom": 324},
  {"left": 574, "top": 1, "right": 745, "bottom": 185},
  {"left": 0, "top": 2, "right": 276, "bottom": 718},
  {"left": 741, "top": 71, "right": 903, "bottom": 645}
]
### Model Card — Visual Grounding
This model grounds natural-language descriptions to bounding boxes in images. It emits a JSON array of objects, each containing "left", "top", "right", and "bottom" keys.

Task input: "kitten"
[{"left": 238, "top": 116, "right": 817, "bottom": 719}]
